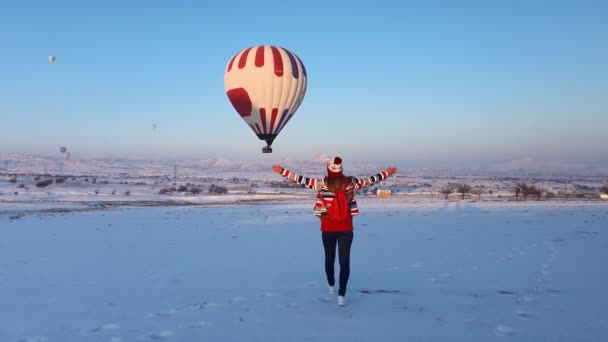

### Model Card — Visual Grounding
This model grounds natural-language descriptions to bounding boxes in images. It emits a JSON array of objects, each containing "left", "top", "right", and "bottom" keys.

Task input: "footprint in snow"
[
  {"left": 317, "top": 297, "right": 332, "bottom": 303},
  {"left": 108, "top": 338, "right": 123, "bottom": 342},
  {"left": 190, "top": 302, "right": 209, "bottom": 310},
  {"left": 463, "top": 317, "right": 482, "bottom": 326},
  {"left": 18, "top": 337, "right": 47, "bottom": 342},
  {"left": 494, "top": 325, "right": 515, "bottom": 336},
  {"left": 187, "top": 321, "right": 210, "bottom": 328},
  {"left": 150, "top": 309, "right": 176, "bottom": 318},
  {"left": 514, "top": 309, "right": 533, "bottom": 318},
  {"left": 517, "top": 295, "right": 536, "bottom": 304},
  {"left": 410, "top": 263, "right": 422, "bottom": 269},
  {"left": 147, "top": 331, "right": 173, "bottom": 340},
  {"left": 426, "top": 273, "right": 450, "bottom": 283},
  {"left": 191, "top": 301, "right": 218, "bottom": 309},
  {"left": 90, "top": 323, "right": 120, "bottom": 332}
]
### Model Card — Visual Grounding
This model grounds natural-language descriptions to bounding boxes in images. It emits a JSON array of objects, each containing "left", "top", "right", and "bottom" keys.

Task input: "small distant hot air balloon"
[
  {"left": 48, "top": 55, "right": 56, "bottom": 63},
  {"left": 152, "top": 124, "right": 157, "bottom": 130},
  {"left": 224, "top": 45, "right": 307, "bottom": 153},
  {"left": 59, "top": 146, "right": 67, "bottom": 153}
]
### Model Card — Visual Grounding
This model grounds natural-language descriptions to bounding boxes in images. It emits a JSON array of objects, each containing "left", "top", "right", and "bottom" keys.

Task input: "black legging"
[{"left": 322, "top": 231, "right": 354, "bottom": 296}]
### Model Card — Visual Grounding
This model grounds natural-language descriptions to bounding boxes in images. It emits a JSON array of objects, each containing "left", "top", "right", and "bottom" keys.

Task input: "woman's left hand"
[{"left": 272, "top": 165, "right": 283, "bottom": 174}]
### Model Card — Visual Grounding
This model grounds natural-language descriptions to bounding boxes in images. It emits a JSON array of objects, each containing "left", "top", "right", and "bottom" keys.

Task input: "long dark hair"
[{"left": 324, "top": 175, "right": 349, "bottom": 193}]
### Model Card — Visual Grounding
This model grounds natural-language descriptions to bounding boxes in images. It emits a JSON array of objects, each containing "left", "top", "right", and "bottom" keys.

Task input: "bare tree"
[
  {"left": 439, "top": 184, "right": 455, "bottom": 199},
  {"left": 515, "top": 182, "right": 541, "bottom": 200},
  {"left": 209, "top": 184, "right": 228, "bottom": 195},
  {"left": 515, "top": 182, "right": 533, "bottom": 200},
  {"left": 471, "top": 185, "right": 485, "bottom": 199},
  {"left": 456, "top": 184, "right": 471, "bottom": 200},
  {"left": 601, "top": 184, "right": 608, "bottom": 195},
  {"left": 523, "top": 184, "right": 540, "bottom": 200},
  {"left": 514, "top": 184, "right": 522, "bottom": 200},
  {"left": 529, "top": 186, "right": 542, "bottom": 200},
  {"left": 36, "top": 178, "right": 53, "bottom": 188}
]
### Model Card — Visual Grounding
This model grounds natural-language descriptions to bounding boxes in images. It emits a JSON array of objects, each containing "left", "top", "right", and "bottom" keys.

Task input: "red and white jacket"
[{"left": 278, "top": 167, "right": 390, "bottom": 217}]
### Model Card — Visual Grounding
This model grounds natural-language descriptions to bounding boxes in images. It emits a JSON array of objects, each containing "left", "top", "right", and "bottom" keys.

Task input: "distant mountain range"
[
  {"left": 479, "top": 157, "right": 608, "bottom": 177},
  {"left": 1, "top": 154, "right": 606, "bottom": 178}
]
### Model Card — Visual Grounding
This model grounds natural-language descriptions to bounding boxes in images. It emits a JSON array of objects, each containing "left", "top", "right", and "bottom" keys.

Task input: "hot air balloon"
[
  {"left": 48, "top": 55, "right": 56, "bottom": 63},
  {"left": 152, "top": 124, "right": 157, "bottom": 130},
  {"left": 59, "top": 146, "right": 67, "bottom": 153},
  {"left": 224, "top": 45, "right": 307, "bottom": 153}
]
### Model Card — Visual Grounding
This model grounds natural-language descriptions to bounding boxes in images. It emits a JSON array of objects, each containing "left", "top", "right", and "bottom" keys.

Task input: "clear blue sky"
[{"left": 1, "top": 0, "right": 606, "bottom": 166}]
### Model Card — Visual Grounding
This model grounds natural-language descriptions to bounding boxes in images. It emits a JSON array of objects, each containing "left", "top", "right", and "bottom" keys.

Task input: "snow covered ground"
[
  {"left": 2, "top": 153, "right": 607, "bottom": 208},
  {"left": 1, "top": 200, "right": 607, "bottom": 342}
]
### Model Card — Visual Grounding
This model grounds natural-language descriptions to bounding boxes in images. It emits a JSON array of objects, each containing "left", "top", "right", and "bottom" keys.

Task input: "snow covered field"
[
  {"left": 1, "top": 200, "right": 607, "bottom": 342},
  {"left": 2, "top": 153, "right": 607, "bottom": 209}
]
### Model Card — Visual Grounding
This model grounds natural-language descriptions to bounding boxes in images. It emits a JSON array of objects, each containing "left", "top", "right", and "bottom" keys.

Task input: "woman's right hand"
[
  {"left": 272, "top": 165, "right": 283, "bottom": 174},
  {"left": 386, "top": 166, "right": 397, "bottom": 176}
]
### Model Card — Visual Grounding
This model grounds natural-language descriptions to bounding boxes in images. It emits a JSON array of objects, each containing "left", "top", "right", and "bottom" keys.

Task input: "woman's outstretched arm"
[
  {"left": 352, "top": 166, "right": 397, "bottom": 190},
  {"left": 272, "top": 164, "right": 323, "bottom": 190}
]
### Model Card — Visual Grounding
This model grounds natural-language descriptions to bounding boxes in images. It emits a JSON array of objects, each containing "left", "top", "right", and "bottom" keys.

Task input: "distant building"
[
  {"left": 377, "top": 189, "right": 392, "bottom": 197},
  {"left": 601, "top": 194, "right": 608, "bottom": 200}
]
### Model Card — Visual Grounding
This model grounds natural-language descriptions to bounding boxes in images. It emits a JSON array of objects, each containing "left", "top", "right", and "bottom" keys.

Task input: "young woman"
[{"left": 272, "top": 157, "right": 397, "bottom": 306}]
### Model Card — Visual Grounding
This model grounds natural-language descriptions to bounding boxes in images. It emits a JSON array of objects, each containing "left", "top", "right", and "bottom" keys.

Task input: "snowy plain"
[
  {"left": 1, "top": 154, "right": 608, "bottom": 341},
  {"left": 1, "top": 199, "right": 607, "bottom": 342}
]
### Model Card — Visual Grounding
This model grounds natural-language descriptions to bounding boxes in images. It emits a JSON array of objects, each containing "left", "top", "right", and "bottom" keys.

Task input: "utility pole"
[{"left": 174, "top": 165, "right": 178, "bottom": 180}]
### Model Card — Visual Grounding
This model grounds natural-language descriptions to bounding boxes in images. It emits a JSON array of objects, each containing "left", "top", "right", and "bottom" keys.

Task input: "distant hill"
[
  {"left": 0, "top": 153, "right": 382, "bottom": 180},
  {"left": 480, "top": 157, "right": 608, "bottom": 177},
  {"left": 1, "top": 153, "right": 606, "bottom": 179}
]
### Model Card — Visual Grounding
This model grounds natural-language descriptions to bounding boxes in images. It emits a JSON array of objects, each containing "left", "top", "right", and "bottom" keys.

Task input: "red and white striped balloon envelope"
[{"left": 224, "top": 45, "right": 307, "bottom": 153}]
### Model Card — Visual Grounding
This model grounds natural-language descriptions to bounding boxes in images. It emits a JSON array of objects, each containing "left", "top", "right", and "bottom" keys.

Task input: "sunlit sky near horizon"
[{"left": 1, "top": 0, "right": 606, "bottom": 167}]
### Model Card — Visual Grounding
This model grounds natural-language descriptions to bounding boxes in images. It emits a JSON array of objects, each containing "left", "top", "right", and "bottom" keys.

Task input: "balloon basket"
[{"left": 262, "top": 146, "right": 273, "bottom": 153}]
